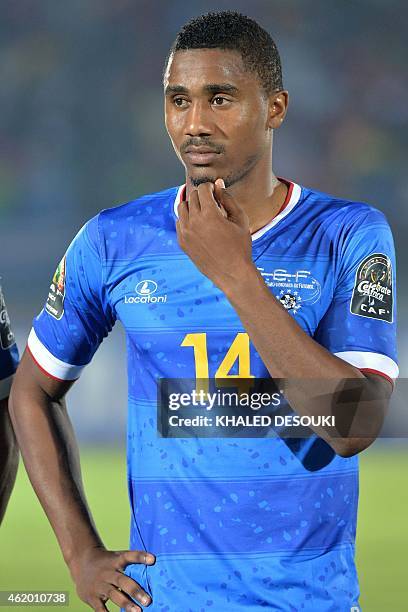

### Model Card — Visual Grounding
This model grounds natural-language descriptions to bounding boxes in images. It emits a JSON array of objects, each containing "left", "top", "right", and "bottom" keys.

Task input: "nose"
[{"left": 185, "top": 99, "right": 213, "bottom": 137}]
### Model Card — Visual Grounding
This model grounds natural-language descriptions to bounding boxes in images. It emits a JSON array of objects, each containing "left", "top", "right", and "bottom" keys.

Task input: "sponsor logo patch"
[
  {"left": 0, "top": 286, "right": 16, "bottom": 350},
  {"left": 124, "top": 279, "right": 168, "bottom": 304},
  {"left": 46, "top": 256, "right": 66, "bottom": 320},
  {"left": 350, "top": 253, "right": 393, "bottom": 322}
]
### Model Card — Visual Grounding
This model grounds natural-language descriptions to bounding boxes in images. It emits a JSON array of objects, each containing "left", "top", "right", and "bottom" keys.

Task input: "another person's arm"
[{"left": 0, "top": 283, "right": 20, "bottom": 524}]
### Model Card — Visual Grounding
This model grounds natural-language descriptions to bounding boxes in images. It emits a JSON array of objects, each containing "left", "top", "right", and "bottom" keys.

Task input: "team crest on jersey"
[
  {"left": 350, "top": 253, "right": 393, "bottom": 322},
  {"left": 46, "top": 256, "right": 66, "bottom": 320},
  {"left": 0, "top": 286, "right": 16, "bottom": 350},
  {"left": 258, "top": 267, "right": 321, "bottom": 314},
  {"left": 278, "top": 290, "right": 302, "bottom": 313}
]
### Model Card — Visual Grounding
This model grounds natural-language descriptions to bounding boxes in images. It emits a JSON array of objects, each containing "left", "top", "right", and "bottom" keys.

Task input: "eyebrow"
[{"left": 164, "top": 83, "right": 239, "bottom": 96}]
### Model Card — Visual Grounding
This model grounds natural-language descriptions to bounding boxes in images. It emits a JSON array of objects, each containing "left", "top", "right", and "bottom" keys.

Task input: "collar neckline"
[{"left": 173, "top": 179, "right": 302, "bottom": 242}]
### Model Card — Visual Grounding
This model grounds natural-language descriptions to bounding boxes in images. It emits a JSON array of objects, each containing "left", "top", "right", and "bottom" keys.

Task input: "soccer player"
[
  {"left": 10, "top": 11, "right": 397, "bottom": 612},
  {"left": 0, "top": 283, "right": 19, "bottom": 524}
]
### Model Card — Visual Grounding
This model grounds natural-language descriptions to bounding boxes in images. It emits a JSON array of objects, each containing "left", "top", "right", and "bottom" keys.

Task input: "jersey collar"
[{"left": 173, "top": 180, "right": 302, "bottom": 242}]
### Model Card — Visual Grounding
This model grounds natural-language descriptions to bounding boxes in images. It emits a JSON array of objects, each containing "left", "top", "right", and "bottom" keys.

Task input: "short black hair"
[{"left": 164, "top": 11, "right": 283, "bottom": 96}]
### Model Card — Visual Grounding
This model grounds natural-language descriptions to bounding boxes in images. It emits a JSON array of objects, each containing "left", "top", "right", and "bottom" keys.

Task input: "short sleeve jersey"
[
  {"left": 0, "top": 283, "right": 19, "bottom": 400},
  {"left": 28, "top": 181, "right": 398, "bottom": 611}
]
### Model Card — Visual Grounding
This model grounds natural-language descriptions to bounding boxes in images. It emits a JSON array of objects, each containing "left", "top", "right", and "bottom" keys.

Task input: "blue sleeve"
[
  {"left": 28, "top": 215, "right": 115, "bottom": 380},
  {"left": 314, "top": 207, "right": 398, "bottom": 379},
  {"left": 0, "top": 283, "right": 19, "bottom": 399}
]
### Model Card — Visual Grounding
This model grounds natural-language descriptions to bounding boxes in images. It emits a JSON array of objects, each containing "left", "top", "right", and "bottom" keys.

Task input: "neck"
[{"left": 185, "top": 146, "right": 288, "bottom": 234}]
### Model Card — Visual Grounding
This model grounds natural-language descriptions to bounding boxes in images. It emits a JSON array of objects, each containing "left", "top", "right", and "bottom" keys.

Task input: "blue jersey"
[
  {"left": 29, "top": 181, "right": 398, "bottom": 611},
  {"left": 0, "top": 283, "right": 19, "bottom": 400}
]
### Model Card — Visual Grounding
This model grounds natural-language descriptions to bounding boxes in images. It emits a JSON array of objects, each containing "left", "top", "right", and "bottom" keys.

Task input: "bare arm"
[
  {"left": 177, "top": 181, "right": 393, "bottom": 457},
  {"left": 0, "top": 396, "right": 19, "bottom": 524},
  {"left": 223, "top": 268, "right": 392, "bottom": 455},
  {"left": 9, "top": 350, "right": 155, "bottom": 612},
  {"left": 9, "top": 350, "right": 101, "bottom": 561}
]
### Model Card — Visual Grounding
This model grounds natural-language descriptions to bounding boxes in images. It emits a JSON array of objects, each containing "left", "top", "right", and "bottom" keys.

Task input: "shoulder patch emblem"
[
  {"left": 350, "top": 253, "right": 393, "bottom": 323},
  {"left": 46, "top": 256, "right": 66, "bottom": 320}
]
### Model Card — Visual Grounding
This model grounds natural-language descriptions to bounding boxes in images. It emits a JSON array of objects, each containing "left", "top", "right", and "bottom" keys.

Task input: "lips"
[{"left": 184, "top": 147, "right": 221, "bottom": 165}]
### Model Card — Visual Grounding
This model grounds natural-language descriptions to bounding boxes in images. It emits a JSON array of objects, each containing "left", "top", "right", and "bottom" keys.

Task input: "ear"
[{"left": 267, "top": 90, "right": 289, "bottom": 130}]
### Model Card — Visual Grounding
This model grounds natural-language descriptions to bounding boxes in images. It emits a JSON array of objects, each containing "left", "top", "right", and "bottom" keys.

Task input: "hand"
[
  {"left": 69, "top": 546, "right": 155, "bottom": 611},
  {"left": 176, "top": 179, "right": 254, "bottom": 291}
]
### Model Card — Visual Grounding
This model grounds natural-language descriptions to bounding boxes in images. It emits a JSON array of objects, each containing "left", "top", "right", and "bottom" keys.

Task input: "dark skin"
[
  {"left": 164, "top": 48, "right": 289, "bottom": 231},
  {"left": 9, "top": 46, "right": 392, "bottom": 612},
  {"left": 0, "top": 397, "right": 19, "bottom": 524},
  {"left": 9, "top": 357, "right": 155, "bottom": 612},
  {"left": 165, "top": 48, "right": 392, "bottom": 455}
]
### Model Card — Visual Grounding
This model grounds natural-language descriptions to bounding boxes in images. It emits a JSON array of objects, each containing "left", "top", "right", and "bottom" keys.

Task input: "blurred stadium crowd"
[{"left": 0, "top": 0, "right": 407, "bottom": 439}]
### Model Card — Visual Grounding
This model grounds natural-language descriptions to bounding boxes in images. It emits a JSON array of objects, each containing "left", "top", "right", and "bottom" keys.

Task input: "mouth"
[{"left": 184, "top": 147, "right": 222, "bottom": 166}]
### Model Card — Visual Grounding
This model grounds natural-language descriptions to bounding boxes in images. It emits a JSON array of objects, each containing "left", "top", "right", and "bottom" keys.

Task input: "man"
[
  {"left": 10, "top": 11, "right": 397, "bottom": 612},
  {"left": 0, "top": 283, "right": 19, "bottom": 524}
]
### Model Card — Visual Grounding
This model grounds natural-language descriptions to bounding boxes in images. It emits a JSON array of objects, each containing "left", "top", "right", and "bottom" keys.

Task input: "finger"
[
  {"left": 175, "top": 220, "right": 185, "bottom": 250},
  {"left": 178, "top": 199, "right": 189, "bottom": 225},
  {"left": 188, "top": 188, "right": 201, "bottom": 216},
  {"left": 117, "top": 550, "right": 156, "bottom": 568},
  {"left": 107, "top": 586, "right": 142, "bottom": 611},
  {"left": 197, "top": 182, "right": 220, "bottom": 216},
  {"left": 213, "top": 178, "right": 225, "bottom": 205},
  {"left": 114, "top": 573, "right": 152, "bottom": 607},
  {"left": 93, "top": 601, "right": 108, "bottom": 612},
  {"left": 214, "top": 179, "right": 247, "bottom": 226}
]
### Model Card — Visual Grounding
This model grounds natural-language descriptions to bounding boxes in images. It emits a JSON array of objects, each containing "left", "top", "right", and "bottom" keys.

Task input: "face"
[{"left": 164, "top": 48, "right": 287, "bottom": 188}]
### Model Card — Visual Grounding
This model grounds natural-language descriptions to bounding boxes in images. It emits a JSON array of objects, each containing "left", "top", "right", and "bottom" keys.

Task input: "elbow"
[{"left": 331, "top": 437, "right": 376, "bottom": 458}]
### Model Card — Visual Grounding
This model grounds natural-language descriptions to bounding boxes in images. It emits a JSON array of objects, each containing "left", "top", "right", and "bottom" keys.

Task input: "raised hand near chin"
[{"left": 176, "top": 179, "right": 255, "bottom": 292}]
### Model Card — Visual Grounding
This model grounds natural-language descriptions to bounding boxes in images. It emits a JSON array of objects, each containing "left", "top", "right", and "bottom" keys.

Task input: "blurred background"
[{"left": 0, "top": 0, "right": 407, "bottom": 610}]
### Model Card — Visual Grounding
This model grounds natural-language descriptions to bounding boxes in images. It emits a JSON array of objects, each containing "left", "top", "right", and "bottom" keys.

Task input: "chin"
[{"left": 189, "top": 172, "right": 217, "bottom": 187}]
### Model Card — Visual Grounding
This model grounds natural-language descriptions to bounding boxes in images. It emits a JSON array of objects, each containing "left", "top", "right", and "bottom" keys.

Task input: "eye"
[
  {"left": 212, "top": 96, "right": 228, "bottom": 106},
  {"left": 173, "top": 97, "right": 188, "bottom": 108}
]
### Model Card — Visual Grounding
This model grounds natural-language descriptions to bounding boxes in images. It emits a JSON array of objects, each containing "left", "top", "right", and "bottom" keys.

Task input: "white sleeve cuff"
[
  {"left": 0, "top": 375, "right": 13, "bottom": 401},
  {"left": 28, "top": 328, "right": 85, "bottom": 381},
  {"left": 334, "top": 350, "right": 399, "bottom": 380}
]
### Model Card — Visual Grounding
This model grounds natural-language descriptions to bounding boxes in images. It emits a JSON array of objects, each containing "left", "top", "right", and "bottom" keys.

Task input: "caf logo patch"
[
  {"left": 0, "top": 286, "right": 16, "bottom": 350},
  {"left": 350, "top": 253, "right": 393, "bottom": 323},
  {"left": 46, "top": 256, "right": 66, "bottom": 320}
]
